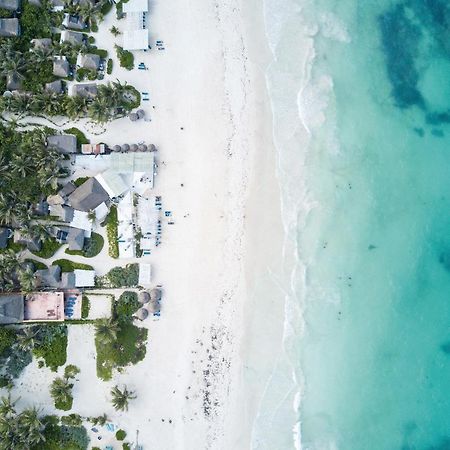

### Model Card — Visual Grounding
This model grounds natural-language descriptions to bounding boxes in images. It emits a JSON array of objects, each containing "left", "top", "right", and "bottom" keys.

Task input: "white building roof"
[
  {"left": 96, "top": 171, "right": 128, "bottom": 198},
  {"left": 123, "top": 0, "right": 148, "bottom": 13},
  {"left": 70, "top": 210, "right": 92, "bottom": 236},
  {"left": 123, "top": 29, "right": 149, "bottom": 51},
  {"left": 117, "top": 192, "right": 135, "bottom": 259},
  {"left": 94, "top": 202, "right": 109, "bottom": 222},
  {"left": 74, "top": 269, "right": 95, "bottom": 287},
  {"left": 138, "top": 263, "right": 151, "bottom": 287}
]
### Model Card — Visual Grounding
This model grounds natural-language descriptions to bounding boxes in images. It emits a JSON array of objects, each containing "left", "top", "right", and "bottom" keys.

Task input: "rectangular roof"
[
  {"left": 24, "top": 292, "right": 64, "bottom": 322},
  {"left": 123, "top": 29, "right": 148, "bottom": 51},
  {"left": 96, "top": 171, "right": 128, "bottom": 198},
  {"left": 74, "top": 269, "right": 95, "bottom": 287},
  {"left": 0, "top": 294, "right": 24, "bottom": 324},
  {"left": 123, "top": 0, "right": 148, "bottom": 13},
  {"left": 138, "top": 263, "right": 151, "bottom": 287}
]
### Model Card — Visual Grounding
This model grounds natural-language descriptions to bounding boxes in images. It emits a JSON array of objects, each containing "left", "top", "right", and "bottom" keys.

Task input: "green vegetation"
[
  {"left": 0, "top": 327, "right": 33, "bottom": 383},
  {"left": 50, "top": 376, "right": 73, "bottom": 411},
  {"left": 105, "top": 205, "right": 119, "bottom": 258},
  {"left": 24, "top": 258, "right": 48, "bottom": 270},
  {"left": 116, "top": 429, "right": 126, "bottom": 440},
  {"left": 115, "top": 45, "right": 134, "bottom": 70},
  {"left": 64, "top": 127, "right": 89, "bottom": 146},
  {"left": 110, "top": 25, "right": 121, "bottom": 36},
  {"left": 98, "top": 264, "right": 139, "bottom": 288},
  {"left": 64, "top": 364, "right": 80, "bottom": 379},
  {"left": 52, "top": 259, "right": 94, "bottom": 273},
  {"left": 31, "top": 237, "right": 62, "bottom": 259},
  {"left": 81, "top": 295, "right": 90, "bottom": 319},
  {"left": 122, "top": 444, "right": 131, "bottom": 450},
  {"left": 0, "top": 239, "right": 25, "bottom": 254},
  {"left": 33, "top": 325, "right": 68, "bottom": 372},
  {"left": 73, "top": 176, "right": 89, "bottom": 187},
  {"left": 0, "top": 328, "right": 14, "bottom": 356},
  {"left": 35, "top": 416, "right": 89, "bottom": 450},
  {"left": 61, "top": 414, "right": 82, "bottom": 427},
  {"left": 107, "top": 58, "right": 113, "bottom": 74},
  {"left": 116, "top": 291, "right": 139, "bottom": 323},
  {"left": 66, "top": 232, "right": 104, "bottom": 258},
  {"left": 111, "top": 385, "right": 136, "bottom": 412}
]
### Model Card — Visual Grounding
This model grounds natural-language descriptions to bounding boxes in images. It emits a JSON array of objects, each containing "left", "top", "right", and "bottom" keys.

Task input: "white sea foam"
[{"left": 318, "top": 12, "right": 351, "bottom": 43}]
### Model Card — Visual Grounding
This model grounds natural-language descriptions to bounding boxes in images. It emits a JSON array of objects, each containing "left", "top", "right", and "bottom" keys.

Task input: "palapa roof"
[
  {"left": 0, "top": 294, "right": 24, "bottom": 324},
  {"left": 138, "top": 291, "right": 150, "bottom": 304},
  {"left": 130, "top": 144, "right": 138, "bottom": 151},
  {"left": 48, "top": 134, "right": 77, "bottom": 154},
  {"left": 68, "top": 178, "right": 110, "bottom": 212},
  {"left": 49, "top": 204, "right": 74, "bottom": 222},
  {"left": 60, "top": 30, "right": 84, "bottom": 46},
  {"left": 129, "top": 113, "right": 138, "bottom": 122},
  {"left": 77, "top": 53, "right": 100, "bottom": 70},
  {"left": 35, "top": 266, "right": 61, "bottom": 288},
  {"left": 0, "top": 0, "right": 20, "bottom": 10},
  {"left": 0, "top": 227, "right": 10, "bottom": 249},
  {"left": 138, "top": 144, "right": 147, "bottom": 151},
  {"left": 136, "top": 109, "right": 145, "bottom": 119},
  {"left": 53, "top": 58, "right": 70, "bottom": 78},
  {"left": 0, "top": 18, "right": 20, "bottom": 37},
  {"left": 148, "top": 144, "right": 156, "bottom": 152},
  {"left": 67, "top": 227, "right": 85, "bottom": 251},
  {"left": 31, "top": 38, "right": 52, "bottom": 49},
  {"left": 150, "top": 288, "right": 162, "bottom": 301},
  {"left": 136, "top": 307, "right": 148, "bottom": 320},
  {"left": 147, "top": 300, "right": 160, "bottom": 314},
  {"left": 69, "top": 83, "right": 98, "bottom": 98},
  {"left": 122, "top": 143, "right": 130, "bottom": 151},
  {"left": 112, "top": 145, "right": 122, "bottom": 152},
  {"left": 45, "top": 79, "right": 63, "bottom": 94}
]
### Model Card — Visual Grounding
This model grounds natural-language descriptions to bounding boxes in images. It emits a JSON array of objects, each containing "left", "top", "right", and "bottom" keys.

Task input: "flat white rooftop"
[
  {"left": 123, "top": 29, "right": 148, "bottom": 51},
  {"left": 123, "top": 0, "right": 148, "bottom": 13}
]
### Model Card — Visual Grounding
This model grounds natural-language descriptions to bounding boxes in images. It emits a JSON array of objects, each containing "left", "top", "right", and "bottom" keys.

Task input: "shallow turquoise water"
[{"left": 297, "top": 1, "right": 450, "bottom": 449}]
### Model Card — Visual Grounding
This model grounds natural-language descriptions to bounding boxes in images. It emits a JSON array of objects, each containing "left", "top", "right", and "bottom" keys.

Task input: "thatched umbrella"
[
  {"left": 136, "top": 308, "right": 148, "bottom": 320},
  {"left": 138, "top": 144, "right": 147, "bottom": 152},
  {"left": 136, "top": 109, "right": 145, "bottom": 119},
  {"left": 130, "top": 144, "right": 138, "bottom": 152},
  {"left": 150, "top": 288, "right": 162, "bottom": 302},
  {"left": 129, "top": 112, "right": 138, "bottom": 122},
  {"left": 148, "top": 144, "right": 156, "bottom": 152},
  {"left": 138, "top": 291, "right": 150, "bottom": 304},
  {"left": 112, "top": 144, "right": 121, "bottom": 152},
  {"left": 122, "top": 143, "right": 130, "bottom": 151},
  {"left": 148, "top": 300, "right": 160, "bottom": 314}
]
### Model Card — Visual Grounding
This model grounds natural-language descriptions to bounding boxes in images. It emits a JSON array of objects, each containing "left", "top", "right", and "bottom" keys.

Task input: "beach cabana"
[
  {"left": 148, "top": 300, "right": 160, "bottom": 314},
  {"left": 138, "top": 144, "right": 147, "bottom": 151},
  {"left": 149, "top": 144, "right": 156, "bottom": 152},
  {"left": 122, "top": 143, "right": 130, "bottom": 151},
  {"left": 136, "top": 109, "right": 145, "bottom": 119},
  {"left": 129, "top": 112, "right": 138, "bottom": 122},
  {"left": 150, "top": 288, "right": 162, "bottom": 302},
  {"left": 138, "top": 291, "right": 150, "bottom": 304},
  {"left": 136, "top": 307, "right": 148, "bottom": 320},
  {"left": 112, "top": 144, "right": 122, "bottom": 152},
  {"left": 130, "top": 144, "right": 138, "bottom": 152}
]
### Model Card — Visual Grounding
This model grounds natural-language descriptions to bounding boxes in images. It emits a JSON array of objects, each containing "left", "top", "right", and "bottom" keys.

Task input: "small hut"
[
  {"left": 138, "top": 291, "right": 150, "bottom": 304},
  {"left": 130, "top": 144, "right": 138, "bottom": 152},
  {"left": 150, "top": 288, "right": 162, "bottom": 302},
  {"left": 129, "top": 112, "right": 138, "bottom": 122},
  {"left": 136, "top": 109, "right": 145, "bottom": 119},
  {"left": 136, "top": 308, "right": 148, "bottom": 320},
  {"left": 148, "top": 300, "right": 161, "bottom": 314},
  {"left": 112, "top": 144, "right": 121, "bottom": 152},
  {"left": 148, "top": 144, "right": 156, "bottom": 152},
  {"left": 138, "top": 144, "right": 147, "bottom": 152},
  {"left": 122, "top": 143, "right": 130, "bottom": 152}
]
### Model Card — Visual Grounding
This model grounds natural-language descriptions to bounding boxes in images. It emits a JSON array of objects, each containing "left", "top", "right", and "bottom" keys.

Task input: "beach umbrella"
[
  {"left": 150, "top": 288, "right": 162, "bottom": 302},
  {"left": 122, "top": 143, "right": 130, "bottom": 151},
  {"left": 112, "top": 144, "right": 121, "bottom": 152},
  {"left": 136, "top": 109, "right": 145, "bottom": 119},
  {"left": 129, "top": 112, "right": 138, "bottom": 122},
  {"left": 136, "top": 308, "right": 148, "bottom": 320},
  {"left": 138, "top": 291, "right": 150, "bottom": 304},
  {"left": 148, "top": 144, "right": 156, "bottom": 152},
  {"left": 148, "top": 300, "right": 160, "bottom": 314},
  {"left": 138, "top": 144, "right": 147, "bottom": 152},
  {"left": 130, "top": 144, "right": 138, "bottom": 152}
]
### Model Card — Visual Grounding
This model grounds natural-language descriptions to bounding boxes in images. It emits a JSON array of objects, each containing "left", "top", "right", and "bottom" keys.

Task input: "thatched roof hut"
[
  {"left": 148, "top": 300, "right": 160, "bottom": 314},
  {"left": 148, "top": 144, "right": 156, "bottom": 152},
  {"left": 138, "top": 144, "right": 147, "bottom": 151},
  {"left": 136, "top": 308, "right": 148, "bottom": 320},
  {"left": 122, "top": 143, "right": 130, "bottom": 151},
  {"left": 112, "top": 144, "right": 121, "bottom": 152},
  {"left": 138, "top": 291, "right": 150, "bottom": 304},
  {"left": 129, "top": 112, "right": 138, "bottom": 122},
  {"left": 150, "top": 288, "right": 162, "bottom": 302},
  {"left": 136, "top": 109, "right": 145, "bottom": 119},
  {"left": 130, "top": 144, "right": 138, "bottom": 152}
]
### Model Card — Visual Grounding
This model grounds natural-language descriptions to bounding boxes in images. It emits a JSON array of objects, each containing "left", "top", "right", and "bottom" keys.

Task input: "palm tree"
[
  {"left": 50, "top": 377, "right": 72, "bottom": 406},
  {"left": 91, "top": 413, "right": 108, "bottom": 426},
  {"left": 17, "top": 266, "right": 37, "bottom": 293},
  {"left": 15, "top": 328, "right": 40, "bottom": 352},
  {"left": 88, "top": 96, "right": 112, "bottom": 123},
  {"left": 94, "top": 317, "right": 119, "bottom": 345},
  {"left": 110, "top": 385, "right": 136, "bottom": 412},
  {"left": 110, "top": 25, "right": 121, "bottom": 36},
  {"left": 80, "top": 3, "right": 100, "bottom": 27},
  {"left": 18, "top": 407, "right": 45, "bottom": 445},
  {"left": 30, "top": 46, "right": 53, "bottom": 65},
  {"left": 0, "top": 395, "right": 18, "bottom": 417}
]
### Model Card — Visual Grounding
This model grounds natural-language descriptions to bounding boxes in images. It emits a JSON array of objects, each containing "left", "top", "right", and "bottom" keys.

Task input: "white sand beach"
[{"left": 7, "top": 0, "right": 286, "bottom": 448}]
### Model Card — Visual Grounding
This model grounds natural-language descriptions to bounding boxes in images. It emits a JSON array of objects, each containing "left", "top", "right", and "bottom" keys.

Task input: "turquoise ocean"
[{"left": 255, "top": 0, "right": 450, "bottom": 449}]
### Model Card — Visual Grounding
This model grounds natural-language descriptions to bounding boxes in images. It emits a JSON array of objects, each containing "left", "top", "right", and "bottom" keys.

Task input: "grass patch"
[
  {"left": 31, "top": 238, "right": 62, "bottom": 259},
  {"left": 107, "top": 58, "right": 113, "bottom": 75},
  {"left": 104, "top": 205, "right": 119, "bottom": 258},
  {"left": 73, "top": 176, "right": 89, "bottom": 187},
  {"left": 0, "top": 240, "right": 25, "bottom": 254},
  {"left": 66, "top": 232, "right": 104, "bottom": 258},
  {"left": 52, "top": 259, "right": 94, "bottom": 273},
  {"left": 97, "top": 264, "right": 138, "bottom": 288},
  {"left": 64, "top": 127, "right": 89, "bottom": 146},
  {"left": 115, "top": 45, "right": 134, "bottom": 70},
  {"left": 33, "top": 325, "right": 68, "bottom": 372},
  {"left": 81, "top": 296, "right": 90, "bottom": 319},
  {"left": 24, "top": 258, "right": 47, "bottom": 270}
]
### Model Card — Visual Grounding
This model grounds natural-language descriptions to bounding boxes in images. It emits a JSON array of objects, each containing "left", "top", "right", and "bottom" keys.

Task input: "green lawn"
[
  {"left": 104, "top": 206, "right": 119, "bottom": 258},
  {"left": 31, "top": 238, "right": 62, "bottom": 259},
  {"left": 52, "top": 259, "right": 94, "bottom": 273}
]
